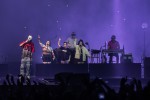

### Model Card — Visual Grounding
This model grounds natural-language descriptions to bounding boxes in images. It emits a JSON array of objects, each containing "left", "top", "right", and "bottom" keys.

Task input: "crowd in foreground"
[{"left": 0, "top": 74, "right": 150, "bottom": 100}]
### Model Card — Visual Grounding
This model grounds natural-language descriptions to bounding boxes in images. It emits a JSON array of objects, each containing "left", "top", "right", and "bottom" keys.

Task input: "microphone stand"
[{"left": 100, "top": 44, "right": 107, "bottom": 63}]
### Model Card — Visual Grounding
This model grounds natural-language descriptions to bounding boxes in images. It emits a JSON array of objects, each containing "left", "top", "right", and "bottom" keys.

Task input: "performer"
[
  {"left": 66, "top": 32, "right": 78, "bottom": 64},
  {"left": 107, "top": 35, "right": 120, "bottom": 63},
  {"left": 58, "top": 38, "right": 71, "bottom": 64},
  {"left": 38, "top": 35, "right": 55, "bottom": 64},
  {"left": 19, "top": 35, "right": 34, "bottom": 79},
  {"left": 74, "top": 39, "right": 90, "bottom": 64}
]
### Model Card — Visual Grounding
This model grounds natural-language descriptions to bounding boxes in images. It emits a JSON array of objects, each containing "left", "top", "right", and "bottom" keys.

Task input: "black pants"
[
  {"left": 108, "top": 53, "right": 119, "bottom": 63},
  {"left": 69, "top": 48, "right": 75, "bottom": 64},
  {"left": 42, "top": 54, "right": 52, "bottom": 62}
]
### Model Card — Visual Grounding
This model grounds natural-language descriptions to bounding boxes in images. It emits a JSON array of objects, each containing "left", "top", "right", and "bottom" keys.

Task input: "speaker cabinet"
[
  {"left": 144, "top": 57, "right": 150, "bottom": 78},
  {"left": 121, "top": 54, "right": 133, "bottom": 63}
]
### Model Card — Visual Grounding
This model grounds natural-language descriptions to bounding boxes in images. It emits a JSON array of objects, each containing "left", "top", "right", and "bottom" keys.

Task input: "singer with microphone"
[
  {"left": 19, "top": 35, "right": 35, "bottom": 79},
  {"left": 38, "top": 35, "right": 55, "bottom": 64}
]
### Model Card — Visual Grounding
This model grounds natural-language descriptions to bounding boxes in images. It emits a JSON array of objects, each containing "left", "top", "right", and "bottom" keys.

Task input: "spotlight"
[{"left": 141, "top": 22, "right": 148, "bottom": 29}]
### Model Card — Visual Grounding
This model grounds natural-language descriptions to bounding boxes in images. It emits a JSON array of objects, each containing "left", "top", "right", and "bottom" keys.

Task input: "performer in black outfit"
[{"left": 58, "top": 38, "right": 71, "bottom": 64}]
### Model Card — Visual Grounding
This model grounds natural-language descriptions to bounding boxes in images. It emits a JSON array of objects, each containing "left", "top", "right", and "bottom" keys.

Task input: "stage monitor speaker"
[
  {"left": 121, "top": 53, "right": 133, "bottom": 63},
  {"left": 55, "top": 72, "right": 74, "bottom": 85},
  {"left": 55, "top": 72, "right": 90, "bottom": 86}
]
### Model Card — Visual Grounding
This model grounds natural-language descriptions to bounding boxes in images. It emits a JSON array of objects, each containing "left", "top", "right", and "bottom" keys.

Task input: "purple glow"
[{"left": 0, "top": 0, "right": 150, "bottom": 63}]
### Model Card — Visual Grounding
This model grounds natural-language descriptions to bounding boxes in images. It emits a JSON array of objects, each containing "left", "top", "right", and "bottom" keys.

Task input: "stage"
[
  {"left": 0, "top": 63, "right": 142, "bottom": 79},
  {"left": 0, "top": 63, "right": 150, "bottom": 92}
]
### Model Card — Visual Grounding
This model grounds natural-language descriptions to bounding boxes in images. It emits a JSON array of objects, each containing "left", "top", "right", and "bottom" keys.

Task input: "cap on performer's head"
[
  {"left": 111, "top": 35, "right": 116, "bottom": 40},
  {"left": 71, "top": 32, "right": 76, "bottom": 36},
  {"left": 28, "top": 35, "right": 32, "bottom": 41}
]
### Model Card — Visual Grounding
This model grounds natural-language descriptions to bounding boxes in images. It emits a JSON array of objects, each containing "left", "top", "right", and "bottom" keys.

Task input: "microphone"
[{"left": 25, "top": 39, "right": 29, "bottom": 43}]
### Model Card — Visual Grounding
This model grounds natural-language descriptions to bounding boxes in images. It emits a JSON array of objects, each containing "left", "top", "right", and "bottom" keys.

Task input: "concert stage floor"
[
  {"left": 0, "top": 63, "right": 148, "bottom": 92},
  {"left": 0, "top": 63, "right": 142, "bottom": 78},
  {"left": 35, "top": 63, "right": 141, "bottom": 79}
]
